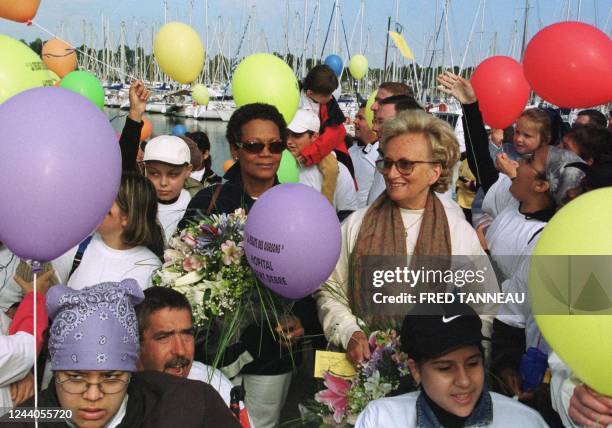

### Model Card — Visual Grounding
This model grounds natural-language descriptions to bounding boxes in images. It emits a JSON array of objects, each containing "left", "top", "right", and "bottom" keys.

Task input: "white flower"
[
  {"left": 164, "top": 249, "right": 184, "bottom": 264},
  {"left": 363, "top": 370, "right": 394, "bottom": 399},
  {"left": 175, "top": 270, "right": 205, "bottom": 286},
  {"left": 221, "top": 240, "right": 243, "bottom": 265},
  {"left": 169, "top": 235, "right": 190, "bottom": 252},
  {"left": 158, "top": 270, "right": 182, "bottom": 285}
]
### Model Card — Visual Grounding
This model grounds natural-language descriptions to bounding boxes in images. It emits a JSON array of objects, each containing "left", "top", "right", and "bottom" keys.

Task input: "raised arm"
[
  {"left": 437, "top": 72, "right": 499, "bottom": 192},
  {"left": 120, "top": 80, "right": 150, "bottom": 172}
]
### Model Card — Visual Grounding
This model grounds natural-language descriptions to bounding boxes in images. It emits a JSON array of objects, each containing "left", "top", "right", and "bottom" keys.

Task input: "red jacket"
[
  {"left": 9, "top": 292, "right": 48, "bottom": 356},
  {"left": 300, "top": 102, "right": 348, "bottom": 166}
]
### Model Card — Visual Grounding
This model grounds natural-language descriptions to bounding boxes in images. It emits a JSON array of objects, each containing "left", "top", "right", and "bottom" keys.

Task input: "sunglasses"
[
  {"left": 235, "top": 140, "right": 286, "bottom": 154},
  {"left": 375, "top": 158, "right": 439, "bottom": 176}
]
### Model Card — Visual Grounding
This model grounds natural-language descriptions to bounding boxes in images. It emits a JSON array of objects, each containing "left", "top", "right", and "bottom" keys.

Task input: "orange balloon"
[
  {"left": 0, "top": 0, "right": 40, "bottom": 23},
  {"left": 140, "top": 117, "right": 153, "bottom": 142},
  {"left": 42, "top": 39, "right": 77, "bottom": 78},
  {"left": 223, "top": 159, "right": 235, "bottom": 173}
]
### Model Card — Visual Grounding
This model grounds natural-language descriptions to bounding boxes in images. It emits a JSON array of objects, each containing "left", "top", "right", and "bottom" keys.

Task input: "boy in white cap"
[
  {"left": 143, "top": 136, "right": 193, "bottom": 243},
  {"left": 287, "top": 109, "right": 358, "bottom": 218}
]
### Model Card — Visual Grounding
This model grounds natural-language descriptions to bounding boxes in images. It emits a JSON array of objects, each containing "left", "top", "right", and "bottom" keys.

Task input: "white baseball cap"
[
  {"left": 143, "top": 135, "right": 190, "bottom": 165},
  {"left": 287, "top": 109, "right": 320, "bottom": 133}
]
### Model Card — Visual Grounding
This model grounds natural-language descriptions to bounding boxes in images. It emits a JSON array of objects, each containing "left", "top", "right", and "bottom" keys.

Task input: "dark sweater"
[
  {"left": 9, "top": 371, "right": 240, "bottom": 428},
  {"left": 461, "top": 102, "right": 499, "bottom": 192}
]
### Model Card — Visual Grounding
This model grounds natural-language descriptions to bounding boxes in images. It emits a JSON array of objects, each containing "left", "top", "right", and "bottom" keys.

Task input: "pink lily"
[{"left": 315, "top": 372, "right": 351, "bottom": 423}]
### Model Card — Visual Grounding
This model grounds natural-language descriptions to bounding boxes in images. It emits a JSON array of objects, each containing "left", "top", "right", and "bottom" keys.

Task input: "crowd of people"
[{"left": 1, "top": 63, "right": 611, "bottom": 427}]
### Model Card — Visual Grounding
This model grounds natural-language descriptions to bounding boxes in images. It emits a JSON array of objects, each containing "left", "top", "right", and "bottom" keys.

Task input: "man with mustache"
[{"left": 136, "top": 287, "right": 251, "bottom": 427}]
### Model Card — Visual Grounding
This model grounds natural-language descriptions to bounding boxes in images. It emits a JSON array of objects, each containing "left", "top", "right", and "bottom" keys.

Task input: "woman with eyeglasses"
[
  {"left": 12, "top": 280, "right": 239, "bottom": 428},
  {"left": 316, "top": 109, "right": 495, "bottom": 367},
  {"left": 178, "top": 103, "right": 319, "bottom": 428},
  {"left": 437, "top": 73, "right": 586, "bottom": 424}
]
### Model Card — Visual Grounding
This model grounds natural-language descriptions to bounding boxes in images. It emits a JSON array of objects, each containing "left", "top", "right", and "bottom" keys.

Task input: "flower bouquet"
[
  {"left": 301, "top": 329, "right": 414, "bottom": 426},
  {"left": 153, "top": 208, "right": 286, "bottom": 370}
]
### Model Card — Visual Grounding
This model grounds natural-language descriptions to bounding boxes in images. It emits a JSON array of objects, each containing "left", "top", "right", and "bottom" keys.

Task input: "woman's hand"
[
  {"left": 569, "top": 385, "right": 612, "bottom": 428},
  {"left": 436, "top": 71, "right": 477, "bottom": 104},
  {"left": 346, "top": 331, "right": 371, "bottom": 367},
  {"left": 14, "top": 270, "right": 55, "bottom": 295},
  {"left": 275, "top": 315, "right": 305, "bottom": 348},
  {"left": 128, "top": 80, "right": 151, "bottom": 122},
  {"left": 495, "top": 153, "right": 519, "bottom": 178},
  {"left": 10, "top": 373, "right": 34, "bottom": 406}
]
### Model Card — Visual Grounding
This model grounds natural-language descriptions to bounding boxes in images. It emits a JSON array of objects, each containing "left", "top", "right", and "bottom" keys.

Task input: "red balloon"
[
  {"left": 523, "top": 22, "right": 612, "bottom": 108},
  {"left": 470, "top": 56, "right": 530, "bottom": 129}
]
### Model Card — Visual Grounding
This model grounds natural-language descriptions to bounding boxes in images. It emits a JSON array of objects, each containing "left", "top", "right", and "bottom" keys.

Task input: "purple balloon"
[
  {"left": 0, "top": 87, "right": 121, "bottom": 261},
  {"left": 244, "top": 183, "right": 342, "bottom": 299}
]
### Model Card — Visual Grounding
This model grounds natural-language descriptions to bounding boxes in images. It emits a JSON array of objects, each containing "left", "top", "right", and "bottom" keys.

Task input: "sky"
[{"left": 1, "top": 0, "right": 610, "bottom": 68}]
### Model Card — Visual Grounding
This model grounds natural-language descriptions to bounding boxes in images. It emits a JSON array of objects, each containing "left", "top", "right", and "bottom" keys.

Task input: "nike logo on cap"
[{"left": 442, "top": 315, "right": 461, "bottom": 323}]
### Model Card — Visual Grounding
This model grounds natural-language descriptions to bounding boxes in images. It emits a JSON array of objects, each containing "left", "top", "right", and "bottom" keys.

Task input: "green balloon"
[
  {"left": 232, "top": 53, "right": 300, "bottom": 124},
  {"left": 60, "top": 71, "right": 105, "bottom": 110},
  {"left": 365, "top": 90, "right": 377, "bottom": 128},
  {"left": 0, "top": 34, "right": 55, "bottom": 105},
  {"left": 277, "top": 150, "right": 300, "bottom": 183}
]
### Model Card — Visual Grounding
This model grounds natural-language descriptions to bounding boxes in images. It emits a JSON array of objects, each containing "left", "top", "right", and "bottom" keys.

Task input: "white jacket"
[
  {"left": 0, "top": 312, "right": 35, "bottom": 414},
  {"left": 355, "top": 391, "right": 549, "bottom": 428}
]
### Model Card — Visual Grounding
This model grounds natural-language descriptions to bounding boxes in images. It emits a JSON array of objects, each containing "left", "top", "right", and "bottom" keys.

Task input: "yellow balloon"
[
  {"left": 349, "top": 54, "right": 368, "bottom": 80},
  {"left": 232, "top": 53, "right": 300, "bottom": 124},
  {"left": 365, "top": 90, "right": 377, "bottom": 128},
  {"left": 192, "top": 83, "right": 209, "bottom": 105},
  {"left": 0, "top": 35, "right": 54, "bottom": 105},
  {"left": 529, "top": 187, "right": 612, "bottom": 395},
  {"left": 154, "top": 22, "right": 204, "bottom": 84}
]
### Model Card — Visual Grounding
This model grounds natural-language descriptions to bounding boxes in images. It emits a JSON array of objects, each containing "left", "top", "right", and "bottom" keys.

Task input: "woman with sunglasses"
[
  {"left": 316, "top": 109, "right": 495, "bottom": 367},
  {"left": 179, "top": 103, "right": 316, "bottom": 428},
  {"left": 437, "top": 73, "right": 585, "bottom": 422}
]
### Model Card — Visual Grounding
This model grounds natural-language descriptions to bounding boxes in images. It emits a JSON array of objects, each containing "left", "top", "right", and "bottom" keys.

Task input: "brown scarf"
[{"left": 348, "top": 191, "right": 452, "bottom": 328}]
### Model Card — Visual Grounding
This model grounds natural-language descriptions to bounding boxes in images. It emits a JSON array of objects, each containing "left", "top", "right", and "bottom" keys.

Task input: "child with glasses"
[{"left": 12, "top": 279, "right": 239, "bottom": 428}]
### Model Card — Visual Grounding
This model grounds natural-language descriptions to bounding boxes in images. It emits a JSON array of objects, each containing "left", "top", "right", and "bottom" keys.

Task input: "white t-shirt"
[
  {"left": 158, "top": 189, "right": 192, "bottom": 243},
  {"left": 188, "top": 361, "right": 235, "bottom": 406},
  {"left": 299, "top": 160, "right": 358, "bottom": 212},
  {"left": 0, "top": 246, "right": 22, "bottom": 311},
  {"left": 483, "top": 175, "right": 550, "bottom": 351},
  {"left": 52, "top": 234, "right": 160, "bottom": 290},
  {"left": 190, "top": 169, "right": 206, "bottom": 182},
  {"left": 349, "top": 141, "right": 379, "bottom": 209},
  {"left": 355, "top": 391, "right": 548, "bottom": 428}
]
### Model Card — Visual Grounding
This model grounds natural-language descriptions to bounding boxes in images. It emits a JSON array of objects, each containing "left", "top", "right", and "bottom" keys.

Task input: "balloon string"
[
  {"left": 30, "top": 20, "right": 139, "bottom": 82},
  {"left": 31, "top": 261, "right": 40, "bottom": 428}
]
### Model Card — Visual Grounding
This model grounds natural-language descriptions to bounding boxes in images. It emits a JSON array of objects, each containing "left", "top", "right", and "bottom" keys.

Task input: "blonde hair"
[
  {"left": 381, "top": 110, "right": 460, "bottom": 193},
  {"left": 519, "top": 108, "right": 552, "bottom": 146}
]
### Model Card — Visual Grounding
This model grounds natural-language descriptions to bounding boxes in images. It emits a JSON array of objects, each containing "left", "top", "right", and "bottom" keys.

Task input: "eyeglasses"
[
  {"left": 375, "top": 158, "right": 439, "bottom": 176},
  {"left": 56, "top": 375, "right": 131, "bottom": 395},
  {"left": 235, "top": 140, "right": 286, "bottom": 154}
]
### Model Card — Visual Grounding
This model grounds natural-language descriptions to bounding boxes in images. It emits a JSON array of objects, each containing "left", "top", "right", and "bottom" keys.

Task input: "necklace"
[{"left": 403, "top": 213, "right": 424, "bottom": 237}]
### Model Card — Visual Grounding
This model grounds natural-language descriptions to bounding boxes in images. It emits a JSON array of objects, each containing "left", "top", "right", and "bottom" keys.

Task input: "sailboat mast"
[
  {"left": 520, "top": 0, "right": 530, "bottom": 61},
  {"left": 301, "top": 0, "right": 309, "bottom": 79},
  {"left": 392, "top": 0, "right": 399, "bottom": 82}
]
